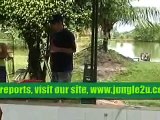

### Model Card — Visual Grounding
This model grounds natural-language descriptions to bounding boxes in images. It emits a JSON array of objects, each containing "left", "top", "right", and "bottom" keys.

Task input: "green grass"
[
  {"left": 13, "top": 48, "right": 160, "bottom": 83},
  {"left": 125, "top": 100, "right": 160, "bottom": 107},
  {"left": 72, "top": 69, "right": 83, "bottom": 82},
  {"left": 11, "top": 49, "right": 83, "bottom": 82},
  {"left": 14, "top": 49, "right": 28, "bottom": 71},
  {"left": 8, "top": 46, "right": 160, "bottom": 107},
  {"left": 6, "top": 49, "right": 28, "bottom": 82},
  {"left": 112, "top": 62, "right": 160, "bottom": 107},
  {"left": 76, "top": 36, "right": 90, "bottom": 52},
  {"left": 113, "top": 62, "right": 160, "bottom": 82}
]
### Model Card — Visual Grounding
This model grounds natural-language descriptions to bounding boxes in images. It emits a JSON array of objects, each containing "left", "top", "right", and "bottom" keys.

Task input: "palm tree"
[
  {"left": 75, "top": 0, "right": 160, "bottom": 52},
  {"left": 100, "top": 0, "right": 160, "bottom": 51}
]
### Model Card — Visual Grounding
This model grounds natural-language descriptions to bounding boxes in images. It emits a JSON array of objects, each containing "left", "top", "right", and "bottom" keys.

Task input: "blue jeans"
[
  {"left": 51, "top": 71, "right": 72, "bottom": 82},
  {"left": 0, "top": 66, "right": 6, "bottom": 82}
]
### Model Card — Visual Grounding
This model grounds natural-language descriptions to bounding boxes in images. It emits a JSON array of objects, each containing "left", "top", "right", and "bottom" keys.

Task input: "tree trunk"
[
  {"left": 41, "top": 33, "right": 50, "bottom": 81},
  {"left": 27, "top": 41, "right": 43, "bottom": 81},
  {"left": 22, "top": 24, "right": 45, "bottom": 81},
  {"left": 102, "top": 29, "right": 109, "bottom": 52},
  {"left": 24, "top": 33, "right": 44, "bottom": 81}
]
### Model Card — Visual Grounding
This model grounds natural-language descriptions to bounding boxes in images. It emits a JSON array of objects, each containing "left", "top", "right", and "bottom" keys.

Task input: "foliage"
[
  {"left": 0, "top": 0, "right": 91, "bottom": 80},
  {"left": 0, "top": 0, "right": 90, "bottom": 31},
  {"left": 111, "top": 30, "right": 134, "bottom": 40},
  {"left": 133, "top": 24, "right": 160, "bottom": 42},
  {"left": 80, "top": 0, "right": 160, "bottom": 51},
  {"left": 0, "top": 29, "right": 26, "bottom": 49},
  {"left": 102, "top": 0, "right": 160, "bottom": 50},
  {"left": 1, "top": 0, "right": 160, "bottom": 80},
  {"left": 109, "top": 1, "right": 160, "bottom": 50}
]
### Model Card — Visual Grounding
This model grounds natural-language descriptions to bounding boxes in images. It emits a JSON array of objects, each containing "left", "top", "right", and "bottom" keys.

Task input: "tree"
[
  {"left": 133, "top": 24, "right": 160, "bottom": 42},
  {"left": 98, "top": 0, "right": 160, "bottom": 52},
  {"left": 77, "top": 0, "right": 160, "bottom": 51},
  {"left": 0, "top": 0, "right": 90, "bottom": 81}
]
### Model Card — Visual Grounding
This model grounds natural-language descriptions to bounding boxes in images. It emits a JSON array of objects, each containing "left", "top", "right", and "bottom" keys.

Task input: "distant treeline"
[
  {"left": 133, "top": 24, "right": 160, "bottom": 42},
  {"left": 112, "top": 24, "right": 160, "bottom": 42},
  {"left": 0, "top": 31, "right": 27, "bottom": 49}
]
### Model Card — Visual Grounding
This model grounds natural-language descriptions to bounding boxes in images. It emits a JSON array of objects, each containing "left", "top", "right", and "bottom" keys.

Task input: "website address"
[{"left": 90, "top": 85, "right": 160, "bottom": 95}]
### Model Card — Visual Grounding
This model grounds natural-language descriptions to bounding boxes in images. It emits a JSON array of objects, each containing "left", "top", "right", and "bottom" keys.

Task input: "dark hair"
[{"left": 49, "top": 14, "right": 63, "bottom": 24}]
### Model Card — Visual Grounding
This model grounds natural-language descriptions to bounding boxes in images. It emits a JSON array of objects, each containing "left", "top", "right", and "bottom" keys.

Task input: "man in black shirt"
[{"left": 49, "top": 14, "right": 76, "bottom": 82}]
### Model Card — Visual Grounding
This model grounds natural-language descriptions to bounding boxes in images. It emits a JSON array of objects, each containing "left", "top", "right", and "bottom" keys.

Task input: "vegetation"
[
  {"left": 0, "top": 30, "right": 27, "bottom": 49},
  {"left": 133, "top": 24, "right": 160, "bottom": 42},
  {"left": 112, "top": 24, "right": 160, "bottom": 42},
  {"left": 111, "top": 30, "right": 134, "bottom": 41},
  {"left": 97, "top": 0, "right": 160, "bottom": 52},
  {"left": 1, "top": 0, "right": 160, "bottom": 107},
  {"left": 0, "top": 0, "right": 90, "bottom": 81},
  {"left": 10, "top": 46, "right": 160, "bottom": 106},
  {"left": 126, "top": 100, "right": 160, "bottom": 107},
  {"left": 113, "top": 62, "right": 160, "bottom": 82},
  {"left": 1, "top": 0, "right": 160, "bottom": 80}
]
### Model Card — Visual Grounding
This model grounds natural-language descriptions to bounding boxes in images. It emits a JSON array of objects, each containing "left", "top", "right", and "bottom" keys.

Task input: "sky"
[{"left": 116, "top": 0, "right": 160, "bottom": 33}]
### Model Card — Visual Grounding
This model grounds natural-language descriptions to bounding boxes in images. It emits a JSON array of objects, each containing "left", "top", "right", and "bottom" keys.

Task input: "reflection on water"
[{"left": 108, "top": 41, "right": 160, "bottom": 62}]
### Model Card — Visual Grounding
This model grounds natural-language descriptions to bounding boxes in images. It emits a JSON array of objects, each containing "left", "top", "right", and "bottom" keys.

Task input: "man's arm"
[
  {"left": 54, "top": 40, "right": 76, "bottom": 53},
  {"left": 51, "top": 32, "right": 76, "bottom": 54},
  {"left": 51, "top": 44, "right": 74, "bottom": 54}
]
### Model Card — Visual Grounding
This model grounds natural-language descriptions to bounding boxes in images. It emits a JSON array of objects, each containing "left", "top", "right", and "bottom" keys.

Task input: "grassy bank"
[
  {"left": 111, "top": 38, "right": 134, "bottom": 42},
  {"left": 113, "top": 62, "right": 160, "bottom": 82},
  {"left": 112, "top": 61, "right": 160, "bottom": 107},
  {"left": 12, "top": 48, "right": 160, "bottom": 83},
  {"left": 10, "top": 47, "right": 160, "bottom": 107},
  {"left": 11, "top": 49, "right": 83, "bottom": 82},
  {"left": 126, "top": 100, "right": 160, "bottom": 107},
  {"left": 74, "top": 47, "right": 160, "bottom": 107}
]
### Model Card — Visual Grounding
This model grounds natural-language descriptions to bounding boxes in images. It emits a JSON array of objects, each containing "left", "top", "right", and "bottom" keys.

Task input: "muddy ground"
[
  {"left": 75, "top": 49, "right": 134, "bottom": 106},
  {"left": 97, "top": 61, "right": 127, "bottom": 81}
]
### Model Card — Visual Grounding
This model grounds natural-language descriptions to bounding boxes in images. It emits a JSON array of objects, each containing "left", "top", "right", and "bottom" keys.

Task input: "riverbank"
[
  {"left": 74, "top": 48, "right": 160, "bottom": 107},
  {"left": 11, "top": 48, "right": 160, "bottom": 107},
  {"left": 74, "top": 47, "right": 160, "bottom": 82},
  {"left": 113, "top": 62, "right": 160, "bottom": 82},
  {"left": 13, "top": 48, "right": 160, "bottom": 82},
  {"left": 73, "top": 48, "right": 133, "bottom": 81},
  {"left": 104, "top": 53, "right": 160, "bottom": 107},
  {"left": 110, "top": 38, "right": 134, "bottom": 42}
]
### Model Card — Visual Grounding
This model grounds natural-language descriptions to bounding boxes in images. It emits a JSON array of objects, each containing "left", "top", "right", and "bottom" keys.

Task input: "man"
[
  {"left": 0, "top": 43, "right": 8, "bottom": 82},
  {"left": 49, "top": 14, "right": 76, "bottom": 82}
]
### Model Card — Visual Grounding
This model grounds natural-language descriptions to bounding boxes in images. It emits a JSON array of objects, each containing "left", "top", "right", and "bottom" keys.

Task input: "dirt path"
[
  {"left": 97, "top": 100, "right": 125, "bottom": 106},
  {"left": 96, "top": 61, "right": 127, "bottom": 106},
  {"left": 75, "top": 49, "right": 132, "bottom": 106},
  {"left": 97, "top": 61, "right": 127, "bottom": 81}
]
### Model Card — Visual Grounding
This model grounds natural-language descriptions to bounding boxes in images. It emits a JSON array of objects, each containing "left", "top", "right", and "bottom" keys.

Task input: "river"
[{"left": 108, "top": 41, "right": 160, "bottom": 62}]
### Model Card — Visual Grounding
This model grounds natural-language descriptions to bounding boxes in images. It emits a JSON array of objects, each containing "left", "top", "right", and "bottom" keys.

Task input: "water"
[{"left": 108, "top": 41, "right": 160, "bottom": 62}]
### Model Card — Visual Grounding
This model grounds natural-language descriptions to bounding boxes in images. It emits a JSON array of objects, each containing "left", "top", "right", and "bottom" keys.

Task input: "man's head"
[{"left": 50, "top": 14, "right": 64, "bottom": 32}]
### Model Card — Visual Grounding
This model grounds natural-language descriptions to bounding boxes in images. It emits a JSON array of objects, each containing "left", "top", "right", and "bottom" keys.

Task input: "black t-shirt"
[{"left": 50, "top": 29, "right": 75, "bottom": 72}]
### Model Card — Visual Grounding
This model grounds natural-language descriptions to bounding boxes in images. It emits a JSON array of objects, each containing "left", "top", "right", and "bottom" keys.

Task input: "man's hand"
[
  {"left": 51, "top": 43, "right": 74, "bottom": 54},
  {"left": 51, "top": 44, "right": 61, "bottom": 52}
]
